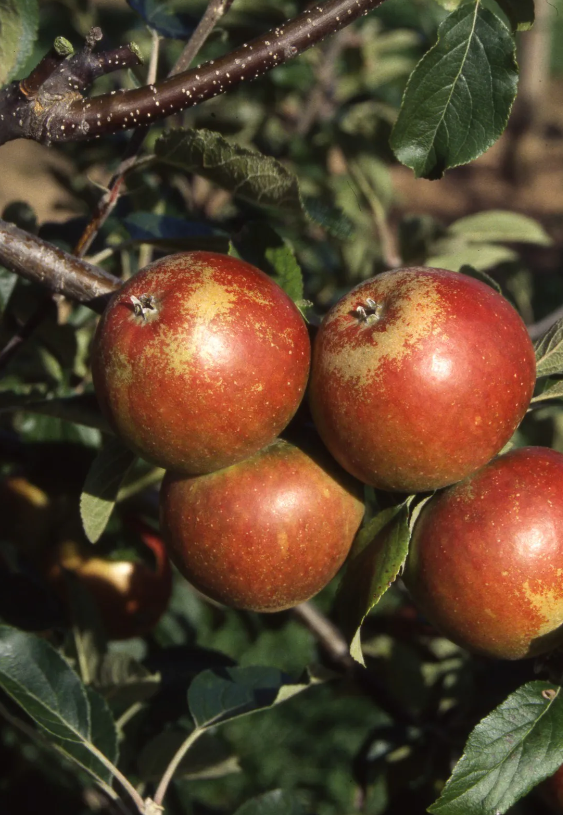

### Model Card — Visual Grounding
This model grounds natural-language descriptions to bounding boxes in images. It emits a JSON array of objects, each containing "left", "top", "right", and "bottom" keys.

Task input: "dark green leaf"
[
  {"left": 80, "top": 437, "right": 136, "bottom": 543},
  {"left": 138, "top": 730, "right": 240, "bottom": 781},
  {"left": 234, "top": 223, "right": 303, "bottom": 301},
  {"left": 0, "top": 0, "right": 39, "bottom": 86},
  {"left": 155, "top": 129, "right": 353, "bottom": 238},
  {"left": 0, "top": 626, "right": 118, "bottom": 786},
  {"left": 0, "top": 267, "right": 17, "bottom": 313},
  {"left": 390, "top": 4, "right": 518, "bottom": 179},
  {"left": 0, "top": 391, "right": 109, "bottom": 431},
  {"left": 449, "top": 211, "right": 551, "bottom": 245},
  {"left": 126, "top": 0, "right": 196, "bottom": 39},
  {"left": 535, "top": 319, "right": 563, "bottom": 379},
  {"left": 234, "top": 789, "right": 305, "bottom": 815},
  {"left": 122, "top": 213, "right": 228, "bottom": 253},
  {"left": 429, "top": 682, "right": 563, "bottom": 815},
  {"left": 458, "top": 265, "right": 502, "bottom": 294},
  {"left": 496, "top": 0, "right": 534, "bottom": 31},
  {"left": 530, "top": 379, "right": 563, "bottom": 406},
  {"left": 96, "top": 652, "right": 161, "bottom": 706},
  {"left": 336, "top": 503, "right": 412, "bottom": 666},
  {"left": 63, "top": 571, "right": 107, "bottom": 687},
  {"left": 188, "top": 665, "right": 321, "bottom": 729}
]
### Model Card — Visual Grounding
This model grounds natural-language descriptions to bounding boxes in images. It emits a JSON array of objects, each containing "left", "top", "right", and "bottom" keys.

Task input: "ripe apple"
[
  {"left": 308, "top": 267, "right": 536, "bottom": 493},
  {"left": 46, "top": 521, "right": 172, "bottom": 640},
  {"left": 402, "top": 447, "right": 563, "bottom": 660},
  {"left": 159, "top": 438, "right": 365, "bottom": 612},
  {"left": 91, "top": 251, "right": 310, "bottom": 474}
]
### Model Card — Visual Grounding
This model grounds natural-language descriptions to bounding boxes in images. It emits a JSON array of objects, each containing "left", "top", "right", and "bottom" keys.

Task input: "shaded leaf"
[
  {"left": 496, "top": 0, "right": 535, "bottom": 31},
  {"left": 0, "top": 0, "right": 39, "bottom": 86},
  {"left": 122, "top": 212, "right": 228, "bottom": 253},
  {"left": 155, "top": 128, "right": 353, "bottom": 238},
  {"left": 0, "top": 267, "right": 17, "bottom": 313},
  {"left": 234, "top": 223, "right": 303, "bottom": 301},
  {"left": 126, "top": 0, "right": 196, "bottom": 39},
  {"left": 336, "top": 503, "right": 412, "bottom": 666},
  {"left": 458, "top": 265, "right": 502, "bottom": 294},
  {"left": 429, "top": 682, "right": 563, "bottom": 815},
  {"left": 96, "top": 652, "right": 161, "bottom": 705},
  {"left": 535, "top": 319, "right": 563, "bottom": 379},
  {"left": 390, "top": 4, "right": 518, "bottom": 179},
  {"left": 138, "top": 729, "right": 240, "bottom": 781},
  {"left": 530, "top": 379, "right": 563, "bottom": 406},
  {"left": 0, "top": 626, "right": 118, "bottom": 786},
  {"left": 80, "top": 437, "right": 136, "bottom": 543},
  {"left": 426, "top": 241, "right": 517, "bottom": 272},
  {"left": 234, "top": 789, "right": 305, "bottom": 815},
  {"left": 449, "top": 211, "right": 551, "bottom": 246},
  {"left": 188, "top": 665, "right": 322, "bottom": 729}
]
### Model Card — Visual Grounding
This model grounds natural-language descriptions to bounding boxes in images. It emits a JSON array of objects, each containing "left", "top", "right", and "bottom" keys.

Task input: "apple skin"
[
  {"left": 402, "top": 447, "right": 563, "bottom": 660},
  {"left": 91, "top": 251, "right": 310, "bottom": 474},
  {"left": 308, "top": 267, "right": 535, "bottom": 493},
  {"left": 159, "top": 438, "right": 365, "bottom": 612},
  {"left": 46, "top": 522, "right": 172, "bottom": 640}
]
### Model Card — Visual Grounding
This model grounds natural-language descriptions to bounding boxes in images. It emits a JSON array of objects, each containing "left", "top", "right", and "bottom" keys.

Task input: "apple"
[
  {"left": 402, "top": 447, "right": 563, "bottom": 660},
  {"left": 91, "top": 251, "right": 310, "bottom": 474},
  {"left": 159, "top": 438, "right": 365, "bottom": 612},
  {"left": 46, "top": 521, "right": 172, "bottom": 640},
  {"left": 308, "top": 267, "right": 535, "bottom": 493},
  {"left": 538, "top": 764, "right": 563, "bottom": 812}
]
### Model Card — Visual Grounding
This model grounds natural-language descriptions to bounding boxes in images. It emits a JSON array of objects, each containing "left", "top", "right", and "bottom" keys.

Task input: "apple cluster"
[{"left": 91, "top": 251, "right": 563, "bottom": 661}]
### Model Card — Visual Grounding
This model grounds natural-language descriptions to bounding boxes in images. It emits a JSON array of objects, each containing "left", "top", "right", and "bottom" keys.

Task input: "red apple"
[
  {"left": 159, "top": 438, "right": 365, "bottom": 612},
  {"left": 91, "top": 251, "right": 310, "bottom": 474},
  {"left": 308, "top": 267, "right": 535, "bottom": 493},
  {"left": 402, "top": 447, "right": 563, "bottom": 660},
  {"left": 46, "top": 521, "right": 172, "bottom": 640}
]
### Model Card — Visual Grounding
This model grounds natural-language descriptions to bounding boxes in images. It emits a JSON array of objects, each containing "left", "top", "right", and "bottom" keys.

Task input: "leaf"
[
  {"left": 535, "top": 319, "right": 563, "bottom": 379},
  {"left": 188, "top": 665, "right": 322, "bottom": 729},
  {"left": 429, "top": 681, "right": 563, "bottom": 815},
  {"left": 122, "top": 213, "right": 229, "bottom": 253},
  {"left": 138, "top": 730, "right": 240, "bottom": 781},
  {"left": 80, "top": 437, "right": 136, "bottom": 543},
  {"left": 449, "top": 211, "right": 552, "bottom": 246},
  {"left": 96, "top": 652, "right": 161, "bottom": 705},
  {"left": 458, "top": 265, "right": 502, "bottom": 294},
  {"left": 496, "top": 0, "right": 535, "bottom": 31},
  {"left": 0, "top": 626, "right": 118, "bottom": 786},
  {"left": 390, "top": 4, "right": 518, "bottom": 179},
  {"left": 0, "top": 0, "right": 39, "bottom": 86},
  {"left": 234, "top": 223, "right": 304, "bottom": 301},
  {"left": 126, "top": 0, "right": 197, "bottom": 39},
  {"left": 335, "top": 503, "right": 412, "bottom": 666},
  {"left": 234, "top": 789, "right": 305, "bottom": 815},
  {"left": 530, "top": 379, "right": 563, "bottom": 406},
  {"left": 0, "top": 267, "right": 17, "bottom": 313},
  {"left": 155, "top": 128, "right": 353, "bottom": 238},
  {"left": 426, "top": 241, "right": 517, "bottom": 272}
]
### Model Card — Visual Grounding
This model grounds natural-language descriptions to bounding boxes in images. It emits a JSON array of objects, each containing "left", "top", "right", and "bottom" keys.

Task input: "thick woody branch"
[
  {"left": 0, "top": 0, "right": 384, "bottom": 146},
  {"left": 0, "top": 219, "right": 120, "bottom": 312}
]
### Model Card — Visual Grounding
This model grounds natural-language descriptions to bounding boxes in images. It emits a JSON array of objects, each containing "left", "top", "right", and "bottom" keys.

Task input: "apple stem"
[
  {"left": 354, "top": 299, "right": 383, "bottom": 323},
  {"left": 130, "top": 294, "right": 156, "bottom": 320}
]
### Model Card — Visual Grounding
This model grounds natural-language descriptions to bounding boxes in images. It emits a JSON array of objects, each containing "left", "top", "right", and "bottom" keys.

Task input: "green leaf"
[
  {"left": 80, "top": 437, "right": 136, "bottom": 543},
  {"left": 426, "top": 241, "right": 517, "bottom": 272},
  {"left": 0, "top": 267, "right": 17, "bottom": 313},
  {"left": 234, "top": 223, "right": 304, "bottom": 301},
  {"left": 496, "top": 0, "right": 535, "bottom": 31},
  {"left": 0, "top": 0, "right": 39, "bottom": 86},
  {"left": 96, "top": 652, "right": 161, "bottom": 706},
  {"left": 188, "top": 665, "right": 322, "bottom": 729},
  {"left": 154, "top": 128, "right": 353, "bottom": 238},
  {"left": 138, "top": 730, "right": 240, "bottom": 781},
  {"left": 126, "top": 0, "right": 197, "bottom": 39},
  {"left": 0, "top": 626, "right": 118, "bottom": 786},
  {"left": 458, "top": 264, "right": 502, "bottom": 294},
  {"left": 390, "top": 4, "right": 518, "bottom": 179},
  {"left": 234, "top": 789, "right": 305, "bottom": 815},
  {"left": 448, "top": 211, "right": 552, "bottom": 246},
  {"left": 530, "top": 379, "right": 563, "bottom": 406},
  {"left": 535, "top": 319, "right": 563, "bottom": 379},
  {"left": 429, "top": 681, "right": 563, "bottom": 815},
  {"left": 335, "top": 503, "right": 412, "bottom": 666}
]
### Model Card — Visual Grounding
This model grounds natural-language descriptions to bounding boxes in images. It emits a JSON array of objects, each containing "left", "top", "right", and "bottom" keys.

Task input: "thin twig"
[
  {"left": 152, "top": 728, "right": 205, "bottom": 807},
  {"left": 293, "top": 601, "right": 354, "bottom": 667},
  {"left": 74, "top": 0, "right": 236, "bottom": 257}
]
